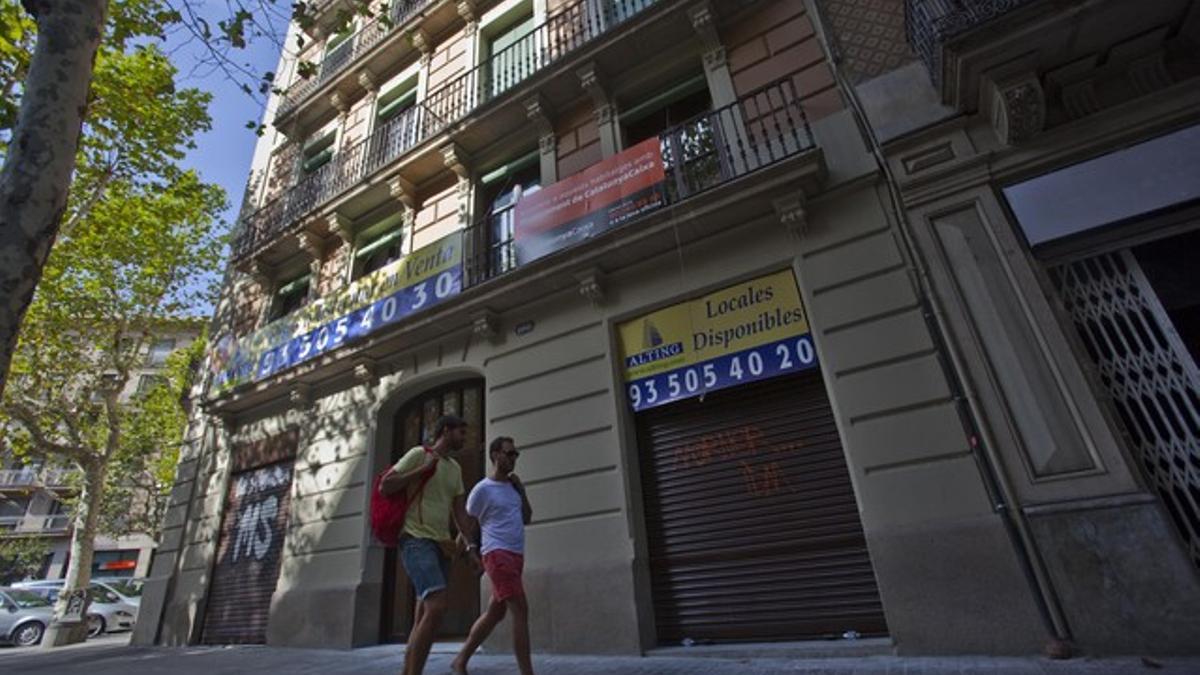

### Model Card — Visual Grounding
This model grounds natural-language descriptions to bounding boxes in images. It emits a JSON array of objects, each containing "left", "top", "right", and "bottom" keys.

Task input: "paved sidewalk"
[{"left": 1, "top": 636, "right": 1196, "bottom": 674}]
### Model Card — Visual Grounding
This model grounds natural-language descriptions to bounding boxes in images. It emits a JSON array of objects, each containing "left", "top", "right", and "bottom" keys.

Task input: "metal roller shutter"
[
  {"left": 201, "top": 441, "right": 296, "bottom": 644},
  {"left": 637, "top": 370, "right": 888, "bottom": 643}
]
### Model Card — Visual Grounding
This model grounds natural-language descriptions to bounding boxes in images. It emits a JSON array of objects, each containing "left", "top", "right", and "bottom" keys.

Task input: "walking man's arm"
[{"left": 510, "top": 474, "right": 533, "bottom": 525}]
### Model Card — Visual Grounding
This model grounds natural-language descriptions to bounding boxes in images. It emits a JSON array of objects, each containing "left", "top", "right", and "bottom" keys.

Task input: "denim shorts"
[{"left": 400, "top": 537, "right": 450, "bottom": 600}]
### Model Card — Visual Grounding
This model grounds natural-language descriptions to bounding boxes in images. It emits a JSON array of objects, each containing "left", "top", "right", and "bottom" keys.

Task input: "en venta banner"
[
  {"left": 514, "top": 137, "right": 665, "bottom": 263},
  {"left": 617, "top": 269, "right": 818, "bottom": 412},
  {"left": 210, "top": 231, "right": 463, "bottom": 393}
]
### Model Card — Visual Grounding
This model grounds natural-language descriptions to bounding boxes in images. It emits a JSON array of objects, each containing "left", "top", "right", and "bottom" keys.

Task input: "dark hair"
[
  {"left": 489, "top": 436, "right": 515, "bottom": 459},
  {"left": 434, "top": 415, "right": 467, "bottom": 439}
]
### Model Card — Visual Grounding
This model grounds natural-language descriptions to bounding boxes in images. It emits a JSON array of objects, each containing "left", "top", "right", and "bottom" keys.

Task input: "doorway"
[{"left": 380, "top": 379, "right": 486, "bottom": 642}]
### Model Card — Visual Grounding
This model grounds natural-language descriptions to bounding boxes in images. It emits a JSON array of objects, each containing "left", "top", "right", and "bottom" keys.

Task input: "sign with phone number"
[
  {"left": 617, "top": 269, "right": 817, "bottom": 411},
  {"left": 626, "top": 334, "right": 817, "bottom": 411},
  {"left": 253, "top": 266, "right": 461, "bottom": 380}
]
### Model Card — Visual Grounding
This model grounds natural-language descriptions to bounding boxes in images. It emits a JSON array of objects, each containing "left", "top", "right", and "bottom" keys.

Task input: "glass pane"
[
  {"left": 462, "top": 385, "right": 482, "bottom": 453},
  {"left": 442, "top": 389, "right": 461, "bottom": 418},
  {"left": 422, "top": 396, "right": 440, "bottom": 444}
]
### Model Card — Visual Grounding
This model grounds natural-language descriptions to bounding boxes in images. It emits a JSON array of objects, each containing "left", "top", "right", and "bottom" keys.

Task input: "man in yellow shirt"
[{"left": 380, "top": 414, "right": 477, "bottom": 675}]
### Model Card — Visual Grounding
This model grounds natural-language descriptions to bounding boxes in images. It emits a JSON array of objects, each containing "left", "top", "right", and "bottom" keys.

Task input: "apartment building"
[
  {"left": 1, "top": 323, "right": 203, "bottom": 582},
  {"left": 136, "top": 0, "right": 1200, "bottom": 656}
]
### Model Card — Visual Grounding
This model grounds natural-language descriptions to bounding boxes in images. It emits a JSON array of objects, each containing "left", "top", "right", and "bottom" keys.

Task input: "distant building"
[
  {"left": 0, "top": 321, "right": 204, "bottom": 581},
  {"left": 141, "top": 0, "right": 1200, "bottom": 657}
]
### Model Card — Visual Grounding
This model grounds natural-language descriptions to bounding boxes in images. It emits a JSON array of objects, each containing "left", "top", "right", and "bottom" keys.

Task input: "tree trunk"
[
  {"left": 43, "top": 460, "right": 108, "bottom": 648},
  {"left": 0, "top": 0, "right": 107, "bottom": 399}
]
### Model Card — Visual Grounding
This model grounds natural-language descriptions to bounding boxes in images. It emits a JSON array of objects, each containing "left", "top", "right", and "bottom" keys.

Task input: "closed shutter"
[
  {"left": 637, "top": 371, "right": 887, "bottom": 643},
  {"left": 201, "top": 432, "right": 298, "bottom": 644}
]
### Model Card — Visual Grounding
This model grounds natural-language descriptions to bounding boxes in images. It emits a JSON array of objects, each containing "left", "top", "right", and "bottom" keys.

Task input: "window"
[
  {"left": 621, "top": 75, "right": 710, "bottom": 147},
  {"left": 147, "top": 338, "right": 176, "bottom": 365},
  {"left": 377, "top": 79, "right": 418, "bottom": 124},
  {"left": 485, "top": 9, "right": 537, "bottom": 97},
  {"left": 353, "top": 214, "right": 407, "bottom": 280},
  {"left": 480, "top": 151, "right": 541, "bottom": 275},
  {"left": 136, "top": 374, "right": 167, "bottom": 395},
  {"left": 268, "top": 273, "right": 312, "bottom": 321},
  {"left": 322, "top": 24, "right": 356, "bottom": 73},
  {"left": 301, "top": 130, "right": 337, "bottom": 174}
]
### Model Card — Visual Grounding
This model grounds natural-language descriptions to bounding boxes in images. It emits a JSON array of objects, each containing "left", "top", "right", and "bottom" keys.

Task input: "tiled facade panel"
[
  {"left": 555, "top": 103, "right": 602, "bottom": 179},
  {"left": 413, "top": 176, "right": 462, "bottom": 249},
  {"left": 726, "top": 0, "right": 843, "bottom": 120},
  {"left": 428, "top": 28, "right": 471, "bottom": 92},
  {"left": 819, "top": 0, "right": 915, "bottom": 81}
]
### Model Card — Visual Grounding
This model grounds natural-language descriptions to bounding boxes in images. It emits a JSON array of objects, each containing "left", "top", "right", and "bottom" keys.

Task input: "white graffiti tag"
[{"left": 232, "top": 495, "right": 279, "bottom": 563}]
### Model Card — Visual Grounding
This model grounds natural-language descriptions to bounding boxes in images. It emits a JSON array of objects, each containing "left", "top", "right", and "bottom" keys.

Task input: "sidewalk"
[{"left": 1, "top": 636, "right": 1196, "bottom": 673}]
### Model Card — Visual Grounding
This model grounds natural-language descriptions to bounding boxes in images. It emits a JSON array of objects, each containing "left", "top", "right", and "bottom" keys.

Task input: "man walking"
[
  {"left": 451, "top": 436, "right": 534, "bottom": 675},
  {"left": 380, "top": 414, "right": 476, "bottom": 675}
]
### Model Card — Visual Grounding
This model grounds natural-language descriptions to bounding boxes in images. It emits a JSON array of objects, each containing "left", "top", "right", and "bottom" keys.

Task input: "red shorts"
[{"left": 482, "top": 549, "right": 525, "bottom": 601}]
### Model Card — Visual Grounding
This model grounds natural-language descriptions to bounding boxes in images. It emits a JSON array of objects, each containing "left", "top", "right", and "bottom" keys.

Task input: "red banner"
[{"left": 514, "top": 137, "right": 665, "bottom": 263}]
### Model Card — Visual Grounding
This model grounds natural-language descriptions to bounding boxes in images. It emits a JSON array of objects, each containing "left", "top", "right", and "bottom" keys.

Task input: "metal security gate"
[
  {"left": 636, "top": 371, "right": 887, "bottom": 643},
  {"left": 201, "top": 432, "right": 298, "bottom": 644},
  {"left": 1050, "top": 248, "right": 1200, "bottom": 567}
]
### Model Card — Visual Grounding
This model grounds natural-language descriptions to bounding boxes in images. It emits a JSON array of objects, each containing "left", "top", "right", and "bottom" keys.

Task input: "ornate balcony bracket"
[
  {"left": 328, "top": 212, "right": 356, "bottom": 246},
  {"left": 688, "top": 3, "right": 721, "bottom": 53},
  {"left": 578, "top": 62, "right": 612, "bottom": 109},
  {"left": 456, "top": 0, "right": 479, "bottom": 25},
  {"left": 575, "top": 269, "right": 607, "bottom": 306},
  {"left": 524, "top": 94, "right": 555, "bottom": 138},
  {"left": 237, "top": 256, "right": 276, "bottom": 289},
  {"left": 330, "top": 91, "right": 351, "bottom": 117},
  {"left": 773, "top": 194, "right": 809, "bottom": 239},
  {"left": 472, "top": 309, "right": 501, "bottom": 343},
  {"left": 357, "top": 69, "right": 379, "bottom": 94},
  {"left": 987, "top": 73, "right": 1045, "bottom": 146},
  {"left": 409, "top": 27, "right": 433, "bottom": 63},
  {"left": 388, "top": 175, "right": 419, "bottom": 211}
]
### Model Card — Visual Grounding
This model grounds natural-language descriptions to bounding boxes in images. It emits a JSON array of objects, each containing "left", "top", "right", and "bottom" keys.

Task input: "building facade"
[
  {"left": 135, "top": 0, "right": 1200, "bottom": 656},
  {"left": 1, "top": 323, "right": 203, "bottom": 582}
]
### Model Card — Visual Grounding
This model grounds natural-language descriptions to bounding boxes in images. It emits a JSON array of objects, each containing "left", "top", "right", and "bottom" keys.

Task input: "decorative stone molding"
[
  {"left": 524, "top": 94, "right": 554, "bottom": 138},
  {"left": 575, "top": 269, "right": 607, "bottom": 306},
  {"left": 353, "top": 357, "right": 379, "bottom": 386},
  {"left": 989, "top": 74, "right": 1045, "bottom": 146},
  {"left": 773, "top": 195, "right": 808, "bottom": 238},
  {"left": 441, "top": 144, "right": 471, "bottom": 181},
  {"left": 409, "top": 28, "right": 432, "bottom": 58},
  {"left": 577, "top": 63, "right": 611, "bottom": 108},
  {"left": 471, "top": 310, "right": 501, "bottom": 343},
  {"left": 1128, "top": 52, "right": 1173, "bottom": 97},
  {"left": 688, "top": 3, "right": 721, "bottom": 52},
  {"left": 539, "top": 133, "right": 557, "bottom": 155},
  {"left": 298, "top": 228, "right": 329, "bottom": 260},
  {"left": 703, "top": 47, "right": 727, "bottom": 71},
  {"left": 239, "top": 256, "right": 275, "bottom": 289},
  {"left": 1061, "top": 80, "right": 1100, "bottom": 121},
  {"left": 357, "top": 69, "right": 378, "bottom": 93},
  {"left": 593, "top": 103, "right": 615, "bottom": 126},
  {"left": 329, "top": 213, "right": 356, "bottom": 245},
  {"left": 456, "top": 0, "right": 479, "bottom": 25},
  {"left": 387, "top": 175, "right": 419, "bottom": 210},
  {"left": 290, "top": 383, "right": 314, "bottom": 410},
  {"left": 330, "top": 91, "right": 350, "bottom": 116}
]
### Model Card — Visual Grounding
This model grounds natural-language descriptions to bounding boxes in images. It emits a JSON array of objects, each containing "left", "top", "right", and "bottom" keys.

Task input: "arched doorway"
[{"left": 381, "top": 379, "right": 486, "bottom": 643}]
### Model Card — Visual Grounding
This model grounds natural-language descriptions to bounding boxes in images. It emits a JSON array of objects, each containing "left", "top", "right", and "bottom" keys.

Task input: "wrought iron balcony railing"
[
  {"left": 0, "top": 514, "right": 72, "bottom": 533},
  {"left": 0, "top": 468, "right": 38, "bottom": 488},
  {"left": 233, "top": 0, "right": 663, "bottom": 261},
  {"left": 464, "top": 77, "right": 814, "bottom": 285},
  {"left": 905, "top": 0, "right": 1040, "bottom": 87},
  {"left": 277, "top": 0, "right": 430, "bottom": 119}
]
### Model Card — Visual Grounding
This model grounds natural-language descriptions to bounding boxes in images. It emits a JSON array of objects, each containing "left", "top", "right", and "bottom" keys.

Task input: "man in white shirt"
[{"left": 451, "top": 436, "right": 534, "bottom": 675}]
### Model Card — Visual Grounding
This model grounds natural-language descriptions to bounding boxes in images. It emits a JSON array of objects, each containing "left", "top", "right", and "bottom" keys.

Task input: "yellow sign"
[{"left": 617, "top": 269, "right": 814, "bottom": 410}]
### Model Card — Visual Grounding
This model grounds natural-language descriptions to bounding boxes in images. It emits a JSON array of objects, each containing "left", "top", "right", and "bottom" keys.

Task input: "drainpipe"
[{"left": 803, "top": 0, "right": 1073, "bottom": 654}]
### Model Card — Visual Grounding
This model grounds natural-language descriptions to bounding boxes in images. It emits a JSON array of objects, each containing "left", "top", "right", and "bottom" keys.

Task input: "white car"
[
  {"left": 12, "top": 580, "right": 137, "bottom": 638},
  {"left": 92, "top": 577, "right": 145, "bottom": 608}
]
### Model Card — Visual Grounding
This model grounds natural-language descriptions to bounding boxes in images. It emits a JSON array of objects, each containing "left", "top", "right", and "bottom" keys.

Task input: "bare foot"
[{"left": 449, "top": 659, "right": 469, "bottom": 675}]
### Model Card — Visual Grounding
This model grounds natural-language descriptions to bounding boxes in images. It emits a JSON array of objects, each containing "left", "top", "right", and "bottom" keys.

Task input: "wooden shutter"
[{"left": 637, "top": 371, "right": 888, "bottom": 643}]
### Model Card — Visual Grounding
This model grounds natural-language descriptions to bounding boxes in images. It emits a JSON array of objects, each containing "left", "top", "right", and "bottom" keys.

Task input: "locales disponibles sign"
[
  {"left": 513, "top": 137, "right": 665, "bottom": 263},
  {"left": 617, "top": 269, "right": 817, "bottom": 411},
  {"left": 210, "top": 231, "right": 463, "bottom": 392}
]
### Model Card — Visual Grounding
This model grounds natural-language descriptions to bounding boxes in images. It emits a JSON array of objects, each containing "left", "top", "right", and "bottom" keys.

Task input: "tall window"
[
  {"left": 621, "top": 75, "right": 710, "bottom": 147},
  {"left": 372, "top": 76, "right": 421, "bottom": 161},
  {"left": 322, "top": 24, "right": 356, "bottom": 74},
  {"left": 480, "top": 152, "right": 540, "bottom": 275},
  {"left": 268, "top": 273, "right": 311, "bottom": 322},
  {"left": 353, "top": 214, "right": 407, "bottom": 280},
  {"left": 485, "top": 7, "right": 537, "bottom": 97}
]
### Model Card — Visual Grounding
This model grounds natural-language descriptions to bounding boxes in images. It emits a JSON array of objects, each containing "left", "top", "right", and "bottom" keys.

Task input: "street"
[{"left": 1, "top": 635, "right": 1198, "bottom": 674}]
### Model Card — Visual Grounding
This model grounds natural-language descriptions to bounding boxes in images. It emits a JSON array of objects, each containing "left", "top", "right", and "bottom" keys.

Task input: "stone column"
[
  {"left": 388, "top": 175, "right": 420, "bottom": 254},
  {"left": 525, "top": 93, "right": 557, "bottom": 184}
]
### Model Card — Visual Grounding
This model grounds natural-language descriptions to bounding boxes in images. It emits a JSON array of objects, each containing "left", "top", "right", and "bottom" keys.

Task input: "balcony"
[
  {"left": 0, "top": 468, "right": 38, "bottom": 489},
  {"left": 212, "top": 76, "right": 822, "bottom": 402},
  {"left": 277, "top": 0, "right": 433, "bottom": 121},
  {"left": 905, "top": 0, "right": 1196, "bottom": 118},
  {"left": 235, "top": 0, "right": 674, "bottom": 262},
  {"left": 0, "top": 514, "right": 72, "bottom": 534}
]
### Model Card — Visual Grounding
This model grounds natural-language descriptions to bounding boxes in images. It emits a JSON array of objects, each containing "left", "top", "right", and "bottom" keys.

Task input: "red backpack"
[{"left": 370, "top": 447, "right": 438, "bottom": 546}]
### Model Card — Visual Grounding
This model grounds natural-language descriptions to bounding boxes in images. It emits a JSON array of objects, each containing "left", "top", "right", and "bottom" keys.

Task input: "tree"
[
  {"left": 0, "top": 536, "right": 49, "bottom": 584},
  {"left": 0, "top": 0, "right": 375, "bottom": 399},
  {"left": 0, "top": 16, "right": 224, "bottom": 643}
]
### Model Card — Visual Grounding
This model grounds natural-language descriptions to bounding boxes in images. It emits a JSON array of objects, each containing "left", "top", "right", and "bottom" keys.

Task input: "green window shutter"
[
  {"left": 481, "top": 149, "right": 540, "bottom": 185},
  {"left": 277, "top": 274, "right": 311, "bottom": 297},
  {"left": 325, "top": 27, "right": 355, "bottom": 53},
  {"left": 377, "top": 87, "right": 417, "bottom": 121},
  {"left": 355, "top": 227, "right": 404, "bottom": 260},
  {"left": 302, "top": 147, "right": 334, "bottom": 173}
]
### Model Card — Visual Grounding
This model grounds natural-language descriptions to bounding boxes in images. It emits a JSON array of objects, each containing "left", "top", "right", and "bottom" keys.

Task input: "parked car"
[
  {"left": 93, "top": 577, "right": 145, "bottom": 608},
  {"left": 13, "top": 580, "right": 137, "bottom": 638},
  {"left": 1, "top": 587, "right": 55, "bottom": 647}
]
